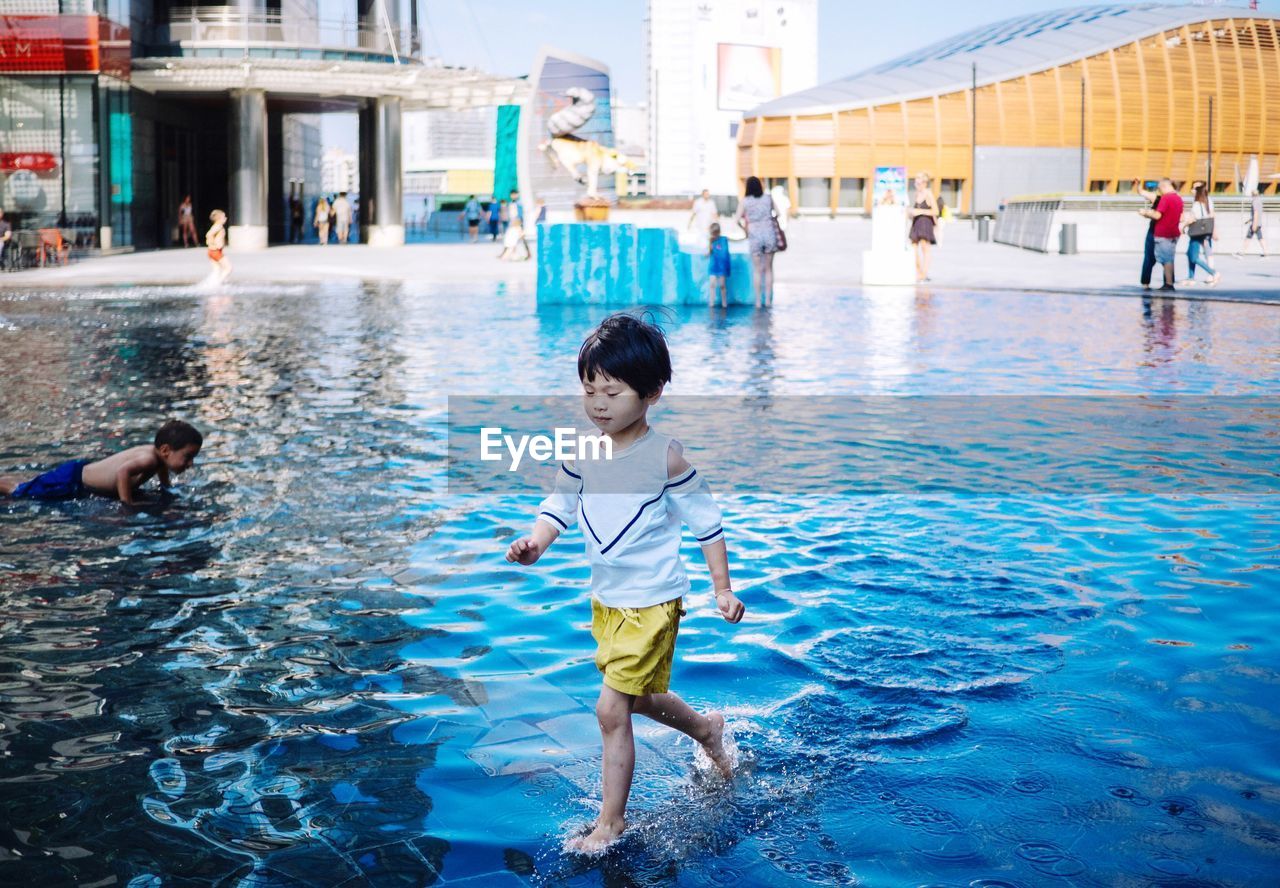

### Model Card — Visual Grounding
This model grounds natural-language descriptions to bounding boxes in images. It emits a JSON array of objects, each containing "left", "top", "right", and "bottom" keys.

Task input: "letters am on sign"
[{"left": 0, "top": 14, "right": 118, "bottom": 74}]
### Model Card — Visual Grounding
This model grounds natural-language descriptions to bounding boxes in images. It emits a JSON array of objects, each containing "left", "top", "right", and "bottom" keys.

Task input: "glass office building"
[
  {"left": 1, "top": 1, "right": 420, "bottom": 252},
  {"left": 0, "top": 1, "right": 132, "bottom": 247}
]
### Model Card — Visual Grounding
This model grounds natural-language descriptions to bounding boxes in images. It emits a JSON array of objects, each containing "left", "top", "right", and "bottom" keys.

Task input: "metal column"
[
  {"left": 228, "top": 88, "right": 269, "bottom": 251},
  {"left": 366, "top": 95, "right": 403, "bottom": 247}
]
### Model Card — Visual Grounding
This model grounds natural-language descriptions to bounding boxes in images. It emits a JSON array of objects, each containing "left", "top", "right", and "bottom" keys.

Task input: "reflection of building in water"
[
  {"left": 861, "top": 288, "right": 916, "bottom": 389},
  {"left": 646, "top": 0, "right": 818, "bottom": 196}
]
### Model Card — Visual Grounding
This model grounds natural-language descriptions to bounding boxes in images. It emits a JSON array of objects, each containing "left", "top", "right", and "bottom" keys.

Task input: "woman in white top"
[{"left": 1183, "top": 183, "right": 1220, "bottom": 286}]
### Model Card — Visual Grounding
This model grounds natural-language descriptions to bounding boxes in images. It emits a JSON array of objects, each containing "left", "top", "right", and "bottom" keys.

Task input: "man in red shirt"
[{"left": 1139, "top": 178, "right": 1184, "bottom": 291}]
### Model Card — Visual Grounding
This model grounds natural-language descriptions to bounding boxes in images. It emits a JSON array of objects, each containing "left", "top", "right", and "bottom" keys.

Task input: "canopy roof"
[
  {"left": 131, "top": 57, "right": 530, "bottom": 110},
  {"left": 749, "top": 3, "right": 1276, "bottom": 117}
]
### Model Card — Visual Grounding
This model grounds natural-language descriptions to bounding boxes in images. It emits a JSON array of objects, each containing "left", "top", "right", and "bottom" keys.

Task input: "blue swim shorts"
[
  {"left": 11, "top": 460, "right": 89, "bottom": 499},
  {"left": 1153, "top": 237, "right": 1177, "bottom": 265}
]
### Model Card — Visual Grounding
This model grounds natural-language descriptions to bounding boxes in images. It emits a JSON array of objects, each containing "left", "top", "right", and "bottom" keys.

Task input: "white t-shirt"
[
  {"left": 691, "top": 196, "right": 718, "bottom": 232},
  {"left": 537, "top": 429, "right": 724, "bottom": 608}
]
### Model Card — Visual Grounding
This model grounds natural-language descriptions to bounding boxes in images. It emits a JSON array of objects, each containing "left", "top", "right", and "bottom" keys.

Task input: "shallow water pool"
[{"left": 1, "top": 282, "right": 1278, "bottom": 886}]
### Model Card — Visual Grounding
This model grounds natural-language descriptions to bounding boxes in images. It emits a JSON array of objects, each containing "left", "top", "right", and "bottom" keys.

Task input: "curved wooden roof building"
[{"left": 737, "top": 4, "right": 1280, "bottom": 214}]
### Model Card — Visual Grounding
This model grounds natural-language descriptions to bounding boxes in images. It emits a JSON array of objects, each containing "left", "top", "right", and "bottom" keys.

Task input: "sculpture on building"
[{"left": 539, "top": 87, "right": 635, "bottom": 199}]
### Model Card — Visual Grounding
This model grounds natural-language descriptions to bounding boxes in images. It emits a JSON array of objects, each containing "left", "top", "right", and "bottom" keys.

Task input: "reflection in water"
[{"left": 1, "top": 282, "right": 1278, "bottom": 886}]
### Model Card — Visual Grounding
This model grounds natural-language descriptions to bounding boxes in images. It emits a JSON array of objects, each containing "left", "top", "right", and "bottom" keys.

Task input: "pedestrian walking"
[
  {"left": 289, "top": 194, "right": 304, "bottom": 244},
  {"left": 488, "top": 197, "right": 502, "bottom": 241},
  {"left": 1134, "top": 179, "right": 1160, "bottom": 288},
  {"left": 1183, "top": 183, "right": 1220, "bottom": 286},
  {"left": 1238, "top": 189, "right": 1269, "bottom": 258},
  {"left": 0, "top": 207, "right": 11, "bottom": 271},
  {"left": 314, "top": 196, "right": 331, "bottom": 245},
  {"left": 1138, "top": 178, "right": 1183, "bottom": 291},
  {"left": 461, "top": 195, "right": 482, "bottom": 242},
  {"left": 735, "top": 175, "right": 781, "bottom": 308},
  {"left": 909, "top": 172, "right": 938, "bottom": 282},
  {"left": 332, "top": 192, "right": 353, "bottom": 244},
  {"left": 178, "top": 195, "right": 198, "bottom": 247},
  {"left": 688, "top": 188, "right": 718, "bottom": 248}
]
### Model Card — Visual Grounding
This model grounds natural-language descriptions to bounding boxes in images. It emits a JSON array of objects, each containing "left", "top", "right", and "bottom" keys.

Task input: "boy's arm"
[
  {"left": 506, "top": 462, "right": 579, "bottom": 566},
  {"left": 158, "top": 463, "right": 172, "bottom": 489},
  {"left": 666, "top": 442, "right": 744, "bottom": 623},
  {"left": 115, "top": 452, "right": 157, "bottom": 505}
]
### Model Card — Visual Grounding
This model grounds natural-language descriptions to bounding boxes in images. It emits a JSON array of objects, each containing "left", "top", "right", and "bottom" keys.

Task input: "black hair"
[
  {"left": 155, "top": 419, "right": 202, "bottom": 450},
  {"left": 577, "top": 313, "right": 672, "bottom": 399},
  {"left": 744, "top": 176, "right": 764, "bottom": 198}
]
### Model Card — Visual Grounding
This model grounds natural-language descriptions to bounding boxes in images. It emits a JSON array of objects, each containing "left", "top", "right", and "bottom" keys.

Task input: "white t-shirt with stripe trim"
[{"left": 536, "top": 428, "right": 724, "bottom": 608}]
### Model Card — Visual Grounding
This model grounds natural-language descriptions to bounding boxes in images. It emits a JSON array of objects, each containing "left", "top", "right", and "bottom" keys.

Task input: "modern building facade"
[
  {"left": 738, "top": 4, "right": 1280, "bottom": 215},
  {"left": 1, "top": 0, "right": 524, "bottom": 252},
  {"left": 646, "top": 0, "right": 817, "bottom": 196}
]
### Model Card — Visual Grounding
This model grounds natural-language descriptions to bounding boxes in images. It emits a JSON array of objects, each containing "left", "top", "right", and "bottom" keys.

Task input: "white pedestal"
[
  {"left": 228, "top": 224, "right": 268, "bottom": 252},
  {"left": 861, "top": 205, "right": 915, "bottom": 286},
  {"left": 367, "top": 224, "right": 405, "bottom": 247},
  {"left": 861, "top": 249, "right": 916, "bottom": 286}
]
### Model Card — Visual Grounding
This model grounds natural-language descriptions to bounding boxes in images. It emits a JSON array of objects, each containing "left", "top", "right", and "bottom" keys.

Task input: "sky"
[
  {"left": 323, "top": 0, "right": 1277, "bottom": 150},
  {"left": 414, "top": 0, "right": 1278, "bottom": 103}
]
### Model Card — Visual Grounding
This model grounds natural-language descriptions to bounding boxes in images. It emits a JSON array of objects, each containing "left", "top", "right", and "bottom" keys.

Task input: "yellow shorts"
[{"left": 591, "top": 597, "right": 684, "bottom": 696}]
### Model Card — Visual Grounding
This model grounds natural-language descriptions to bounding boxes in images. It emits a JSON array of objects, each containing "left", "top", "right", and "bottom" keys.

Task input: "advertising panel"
[
  {"left": 716, "top": 43, "right": 781, "bottom": 112},
  {"left": 873, "top": 166, "right": 909, "bottom": 207}
]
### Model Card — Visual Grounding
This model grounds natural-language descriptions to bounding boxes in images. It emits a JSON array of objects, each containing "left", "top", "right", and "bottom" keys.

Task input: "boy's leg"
[
  {"left": 0, "top": 474, "right": 29, "bottom": 495},
  {"left": 633, "top": 692, "right": 734, "bottom": 778},
  {"left": 571, "top": 684, "right": 636, "bottom": 852}
]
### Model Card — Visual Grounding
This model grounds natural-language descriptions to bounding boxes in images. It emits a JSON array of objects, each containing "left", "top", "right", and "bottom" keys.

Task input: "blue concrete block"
[{"left": 537, "top": 223, "right": 756, "bottom": 306}]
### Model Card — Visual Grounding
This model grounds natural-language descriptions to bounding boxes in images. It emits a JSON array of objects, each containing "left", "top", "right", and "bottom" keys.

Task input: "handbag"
[
  {"left": 1186, "top": 217, "right": 1214, "bottom": 238},
  {"left": 770, "top": 196, "right": 788, "bottom": 252}
]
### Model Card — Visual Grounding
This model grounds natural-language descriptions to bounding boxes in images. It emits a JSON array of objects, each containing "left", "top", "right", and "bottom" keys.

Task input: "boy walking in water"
[
  {"left": 1, "top": 420, "right": 202, "bottom": 505},
  {"left": 505, "top": 314, "right": 744, "bottom": 853},
  {"left": 206, "top": 210, "right": 231, "bottom": 283}
]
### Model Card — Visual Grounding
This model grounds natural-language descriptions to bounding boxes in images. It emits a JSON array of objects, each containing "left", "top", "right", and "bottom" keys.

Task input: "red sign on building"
[
  {"left": 0, "top": 153, "right": 60, "bottom": 172},
  {"left": 0, "top": 14, "right": 130, "bottom": 77}
]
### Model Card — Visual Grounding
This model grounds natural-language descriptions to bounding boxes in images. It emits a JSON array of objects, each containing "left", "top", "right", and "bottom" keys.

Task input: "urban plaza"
[{"left": 0, "top": 1, "right": 1277, "bottom": 885}]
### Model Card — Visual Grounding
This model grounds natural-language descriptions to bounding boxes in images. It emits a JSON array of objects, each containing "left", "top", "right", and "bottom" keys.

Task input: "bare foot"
[
  {"left": 701, "top": 711, "right": 734, "bottom": 779},
  {"left": 566, "top": 817, "right": 625, "bottom": 855}
]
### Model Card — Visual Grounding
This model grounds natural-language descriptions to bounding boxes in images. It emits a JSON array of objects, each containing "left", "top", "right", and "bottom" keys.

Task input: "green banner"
[{"left": 493, "top": 104, "right": 520, "bottom": 199}]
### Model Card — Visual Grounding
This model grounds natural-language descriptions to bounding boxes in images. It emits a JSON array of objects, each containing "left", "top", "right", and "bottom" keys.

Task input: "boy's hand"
[
  {"left": 506, "top": 537, "right": 544, "bottom": 565},
  {"left": 715, "top": 589, "right": 745, "bottom": 623}
]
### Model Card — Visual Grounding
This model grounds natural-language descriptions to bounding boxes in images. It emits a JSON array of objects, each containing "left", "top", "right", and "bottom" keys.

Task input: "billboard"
[
  {"left": 716, "top": 43, "right": 781, "bottom": 112},
  {"left": 519, "top": 47, "right": 627, "bottom": 212},
  {"left": 873, "top": 166, "right": 908, "bottom": 207}
]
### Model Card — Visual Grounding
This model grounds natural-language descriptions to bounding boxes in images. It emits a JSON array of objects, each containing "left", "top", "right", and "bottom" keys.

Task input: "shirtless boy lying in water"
[{"left": 1, "top": 420, "right": 202, "bottom": 505}]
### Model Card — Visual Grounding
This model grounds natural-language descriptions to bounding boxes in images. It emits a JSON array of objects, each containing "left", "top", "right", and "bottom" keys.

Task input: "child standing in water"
[
  {"left": 206, "top": 210, "right": 231, "bottom": 283},
  {"left": 708, "top": 222, "right": 730, "bottom": 307},
  {"left": 506, "top": 314, "right": 744, "bottom": 854}
]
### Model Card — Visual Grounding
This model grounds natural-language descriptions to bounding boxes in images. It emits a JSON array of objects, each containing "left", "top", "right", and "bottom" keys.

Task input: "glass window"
[
  {"left": 1089, "top": 180, "right": 1109, "bottom": 192},
  {"left": 0, "top": 75, "right": 99, "bottom": 242},
  {"left": 939, "top": 178, "right": 964, "bottom": 211},
  {"left": 798, "top": 177, "right": 830, "bottom": 209},
  {"left": 838, "top": 177, "right": 865, "bottom": 208},
  {"left": 1212, "top": 182, "right": 1229, "bottom": 193}
]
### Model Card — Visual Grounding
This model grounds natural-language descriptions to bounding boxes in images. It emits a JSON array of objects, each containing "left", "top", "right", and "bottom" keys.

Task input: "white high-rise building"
[
  {"left": 646, "top": 0, "right": 818, "bottom": 196},
  {"left": 321, "top": 147, "right": 359, "bottom": 194}
]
